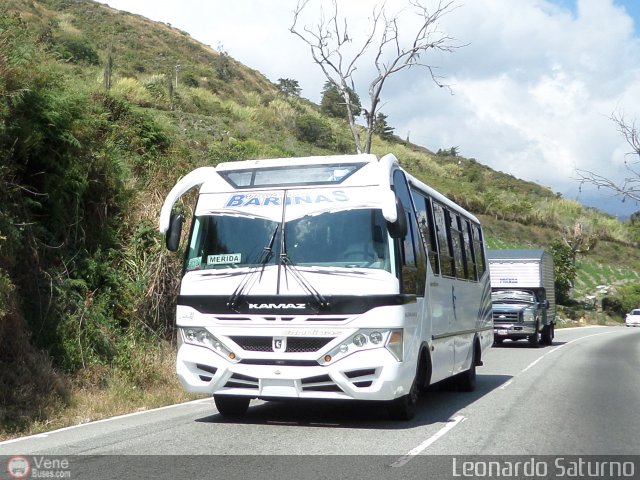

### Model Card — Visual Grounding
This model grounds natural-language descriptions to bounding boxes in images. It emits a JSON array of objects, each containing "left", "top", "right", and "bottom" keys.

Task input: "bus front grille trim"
[
  {"left": 301, "top": 374, "right": 343, "bottom": 392},
  {"left": 228, "top": 336, "right": 334, "bottom": 353},
  {"left": 223, "top": 372, "right": 259, "bottom": 390}
]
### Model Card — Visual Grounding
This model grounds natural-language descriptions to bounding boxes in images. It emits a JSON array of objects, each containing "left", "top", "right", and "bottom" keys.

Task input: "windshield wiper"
[
  {"left": 227, "top": 226, "right": 279, "bottom": 311},
  {"left": 278, "top": 229, "right": 328, "bottom": 311}
]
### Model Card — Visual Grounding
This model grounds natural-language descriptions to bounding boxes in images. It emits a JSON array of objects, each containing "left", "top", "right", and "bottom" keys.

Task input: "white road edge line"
[
  {"left": 0, "top": 397, "right": 213, "bottom": 446},
  {"left": 499, "top": 330, "right": 618, "bottom": 390},
  {"left": 390, "top": 415, "right": 466, "bottom": 468}
]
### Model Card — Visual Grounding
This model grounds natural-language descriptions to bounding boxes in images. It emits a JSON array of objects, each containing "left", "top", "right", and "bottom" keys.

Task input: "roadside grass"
[{"left": 0, "top": 341, "right": 203, "bottom": 442}]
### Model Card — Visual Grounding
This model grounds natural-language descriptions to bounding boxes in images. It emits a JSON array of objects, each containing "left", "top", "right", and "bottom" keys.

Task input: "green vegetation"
[{"left": 0, "top": 0, "right": 638, "bottom": 439}]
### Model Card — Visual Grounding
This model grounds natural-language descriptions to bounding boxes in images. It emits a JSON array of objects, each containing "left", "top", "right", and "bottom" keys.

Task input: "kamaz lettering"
[
  {"left": 248, "top": 303, "right": 307, "bottom": 309},
  {"left": 226, "top": 190, "right": 348, "bottom": 208}
]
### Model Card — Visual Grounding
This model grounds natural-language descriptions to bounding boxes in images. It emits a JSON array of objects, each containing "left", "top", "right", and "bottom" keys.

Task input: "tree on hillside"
[
  {"left": 373, "top": 112, "right": 395, "bottom": 139},
  {"left": 562, "top": 221, "right": 598, "bottom": 255},
  {"left": 290, "top": 0, "right": 461, "bottom": 154},
  {"left": 549, "top": 240, "right": 577, "bottom": 305},
  {"left": 277, "top": 78, "right": 302, "bottom": 96},
  {"left": 577, "top": 112, "right": 640, "bottom": 203},
  {"left": 320, "top": 81, "right": 361, "bottom": 119}
]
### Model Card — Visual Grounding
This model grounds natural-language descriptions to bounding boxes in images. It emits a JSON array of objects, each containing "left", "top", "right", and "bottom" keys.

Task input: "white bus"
[{"left": 160, "top": 153, "right": 492, "bottom": 420}]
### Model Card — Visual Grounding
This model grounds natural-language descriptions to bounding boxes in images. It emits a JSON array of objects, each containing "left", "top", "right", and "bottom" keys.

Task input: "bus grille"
[{"left": 228, "top": 336, "right": 333, "bottom": 353}]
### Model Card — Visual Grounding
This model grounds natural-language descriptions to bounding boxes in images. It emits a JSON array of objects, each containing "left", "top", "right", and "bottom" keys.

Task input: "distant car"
[{"left": 626, "top": 309, "right": 640, "bottom": 327}]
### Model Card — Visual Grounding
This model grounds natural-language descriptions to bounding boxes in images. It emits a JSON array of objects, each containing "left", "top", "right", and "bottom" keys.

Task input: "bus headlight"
[
  {"left": 353, "top": 333, "right": 368, "bottom": 347},
  {"left": 321, "top": 329, "right": 402, "bottom": 364},
  {"left": 370, "top": 331, "right": 383, "bottom": 345},
  {"left": 180, "top": 327, "right": 238, "bottom": 362}
]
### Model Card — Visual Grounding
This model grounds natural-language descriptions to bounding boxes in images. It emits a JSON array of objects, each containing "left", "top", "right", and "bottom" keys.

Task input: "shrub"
[
  {"left": 54, "top": 37, "right": 100, "bottom": 65},
  {"left": 295, "top": 113, "right": 332, "bottom": 147},
  {"left": 111, "top": 77, "right": 153, "bottom": 106}
]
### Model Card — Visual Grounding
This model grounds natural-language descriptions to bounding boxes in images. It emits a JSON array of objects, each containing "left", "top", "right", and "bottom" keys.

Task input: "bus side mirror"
[
  {"left": 387, "top": 198, "right": 407, "bottom": 239},
  {"left": 165, "top": 213, "right": 184, "bottom": 252}
]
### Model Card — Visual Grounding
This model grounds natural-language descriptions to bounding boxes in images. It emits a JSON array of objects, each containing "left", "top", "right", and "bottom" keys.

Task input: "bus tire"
[
  {"left": 214, "top": 395, "right": 250, "bottom": 417},
  {"left": 388, "top": 389, "right": 417, "bottom": 421},
  {"left": 455, "top": 341, "right": 478, "bottom": 392},
  {"left": 388, "top": 368, "right": 420, "bottom": 421}
]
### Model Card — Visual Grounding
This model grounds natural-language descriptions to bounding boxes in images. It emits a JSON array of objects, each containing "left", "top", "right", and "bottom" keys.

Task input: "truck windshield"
[
  {"left": 491, "top": 290, "right": 536, "bottom": 303},
  {"left": 185, "top": 208, "right": 391, "bottom": 272}
]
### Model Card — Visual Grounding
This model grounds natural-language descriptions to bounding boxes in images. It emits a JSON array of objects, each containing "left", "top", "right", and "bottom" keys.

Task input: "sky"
[{"left": 94, "top": 0, "right": 640, "bottom": 218}]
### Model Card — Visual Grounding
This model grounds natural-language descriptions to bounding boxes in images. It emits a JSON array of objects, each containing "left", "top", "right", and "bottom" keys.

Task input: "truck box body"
[{"left": 487, "top": 249, "right": 556, "bottom": 346}]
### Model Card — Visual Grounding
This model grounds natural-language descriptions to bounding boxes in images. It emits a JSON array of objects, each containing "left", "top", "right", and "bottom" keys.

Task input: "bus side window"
[
  {"left": 448, "top": 211, "right": 466, "bottom": 279},
  {"left": 462, "top": 219, "right": 477, "bottom": 281},
  {"left": 392, "top": 170, "right": 425, "bottom": 295},
  {"left": 433, "top": 202, "right": 455, "bottom": 278},
  {"left": 472, "top": 224, "right": 487, "bottom": 277},
  {"left": 411, "top": 190, "right": 440, "bottom": 276}
]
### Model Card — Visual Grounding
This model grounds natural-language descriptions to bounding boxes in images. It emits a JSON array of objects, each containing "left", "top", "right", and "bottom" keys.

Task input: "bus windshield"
[{"left": 184, "top": 208, "right": 391, "bottom": 272}]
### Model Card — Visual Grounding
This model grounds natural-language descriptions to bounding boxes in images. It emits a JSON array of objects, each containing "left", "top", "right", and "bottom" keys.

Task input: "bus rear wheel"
[{"left": 214, "top": 395, "right": 250, "bottom": 417}]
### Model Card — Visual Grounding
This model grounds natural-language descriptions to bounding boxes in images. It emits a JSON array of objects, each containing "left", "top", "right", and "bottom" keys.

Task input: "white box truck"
[{"left": 488, "top": 249, "right": 556, "bottom": 347}]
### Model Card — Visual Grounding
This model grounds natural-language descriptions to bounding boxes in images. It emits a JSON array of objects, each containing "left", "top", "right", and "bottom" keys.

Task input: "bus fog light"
[
  {"left": 353, "top": 334, "right": 367, "bottom": 347},
  {"left": 370, "top": 331, "right": 383, "bottom": 344},
  {"left": 339, "top": 344, "right": 348, "bottom": 353}
]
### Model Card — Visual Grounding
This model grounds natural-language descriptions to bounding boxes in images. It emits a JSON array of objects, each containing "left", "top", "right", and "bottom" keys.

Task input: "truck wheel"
[
  {"left": 214, "top": 395, "right": 250, "bottom": 417},
  {"left": 541, "top": 324, "right": 553, "bottom": 345},
  {"left": 528, "top": 324, "right": 540, "bottom": 348}
]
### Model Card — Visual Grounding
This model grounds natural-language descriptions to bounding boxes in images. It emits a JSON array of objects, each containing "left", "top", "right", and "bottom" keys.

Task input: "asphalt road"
[{"left": 2, "top": 326, "right": 639, "bottom": 478}]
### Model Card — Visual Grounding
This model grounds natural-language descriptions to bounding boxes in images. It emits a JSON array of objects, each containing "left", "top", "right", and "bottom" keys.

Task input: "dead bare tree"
[
  {"left": 562, "top": 221, "right": 597, "bottom": 255},
  {"left": 577, "top": 112, "right": 640, "bottom": 203},
  {"left": 290, "top": 0, "right": 461, "bottom": 154}
]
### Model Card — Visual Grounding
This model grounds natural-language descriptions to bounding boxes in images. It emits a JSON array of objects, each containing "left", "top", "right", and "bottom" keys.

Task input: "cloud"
[
  {"left": 379, "top": 0, "right": 640, "bottom": 209},
  {"left": 95, "top": 0, "right": 640, "bottom": 215}
]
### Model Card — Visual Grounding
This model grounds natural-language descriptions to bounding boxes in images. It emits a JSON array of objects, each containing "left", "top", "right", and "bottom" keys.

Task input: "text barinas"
[{"left": 225, "top": 190, "right": 348, "bottom": 207}]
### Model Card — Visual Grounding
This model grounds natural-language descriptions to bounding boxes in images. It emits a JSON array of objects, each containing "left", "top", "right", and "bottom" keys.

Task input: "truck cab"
[{"left": 492, "top": 288, "right": 551, "bottom": 347}]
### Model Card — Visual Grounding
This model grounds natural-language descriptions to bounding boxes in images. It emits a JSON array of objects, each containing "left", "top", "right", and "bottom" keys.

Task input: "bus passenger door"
[{"left": 428, "top": 278, "right": 455, "bottom": 383}]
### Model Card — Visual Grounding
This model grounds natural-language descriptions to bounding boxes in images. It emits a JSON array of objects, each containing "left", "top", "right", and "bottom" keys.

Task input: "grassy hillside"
[{"left": 1, "top": 0, "right": 639, "bottom": 438}]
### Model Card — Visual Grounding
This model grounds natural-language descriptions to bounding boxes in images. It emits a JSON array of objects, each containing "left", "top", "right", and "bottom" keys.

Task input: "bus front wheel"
[
  {"left": 214, "top": 395, "right": 250, "bottom": 417},
  {"left": 388, "top": 360, "right": 423, "bottom": 421}
]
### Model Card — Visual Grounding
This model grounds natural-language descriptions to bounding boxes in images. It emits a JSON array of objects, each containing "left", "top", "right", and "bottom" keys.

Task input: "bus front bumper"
[{"left": 176, "top": 343, "right": 415, "bottom": 402}]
